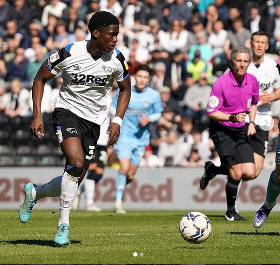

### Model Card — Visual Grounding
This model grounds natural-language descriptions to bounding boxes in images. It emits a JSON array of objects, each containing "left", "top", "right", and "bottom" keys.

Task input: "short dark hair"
[
  {"left": 88, "top": 11, "right": 119, "bottom": 32},
  {"left": 251, "top": 30, "right": 269, "bottom": 41},
  {"left": 135, "top": 64, "right": 153, "bottom": 76}
]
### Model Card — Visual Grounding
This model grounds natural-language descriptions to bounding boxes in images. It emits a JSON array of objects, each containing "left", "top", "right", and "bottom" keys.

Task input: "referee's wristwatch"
[
  {"left": 249, "top": 121, "right": 255, "bottom": 126},
  {"left": 229, "top": 114, "right": 236, "bottom": 122}
]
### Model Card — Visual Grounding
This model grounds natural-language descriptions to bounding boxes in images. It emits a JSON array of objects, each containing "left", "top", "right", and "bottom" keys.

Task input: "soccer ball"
[{"left": 179, "top": 212, "right": 211, "bottom": 244}]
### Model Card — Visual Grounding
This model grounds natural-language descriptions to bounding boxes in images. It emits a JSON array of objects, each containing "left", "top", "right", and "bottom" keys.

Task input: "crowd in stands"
[{"left": 0, "top": 0, "right": 280, "bottom": 167}]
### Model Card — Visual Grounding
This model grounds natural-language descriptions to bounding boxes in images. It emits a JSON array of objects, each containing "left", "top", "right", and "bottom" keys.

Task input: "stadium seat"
[
  {"left": 16, "top": 145, "right": 36, "bottom": 156},
  {"left": 15, "top": 156, "right": 37, "bottom": 166},
  {"left": 0, "top": 130, "right": 12, "bottom": 145},
  {"left": 0, "top": 156, "right": 15, "bottom": 166},
  {"left": 37, "top": 155, "right": 58, "bottom": 166},
  {"left": 36, "top": 144, "right": 53, "bottom": 156},
  {"left": 12, "top": 129, "right": 31, "bottom": 146},
  {"left": 0, "top": 145, "right": 15, "bottom": 156}
]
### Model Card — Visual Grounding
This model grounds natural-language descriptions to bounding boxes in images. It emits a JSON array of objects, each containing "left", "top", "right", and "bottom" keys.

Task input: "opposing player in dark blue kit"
[{"left": 18, "top": 11, "right": 131, "bottom": 245}]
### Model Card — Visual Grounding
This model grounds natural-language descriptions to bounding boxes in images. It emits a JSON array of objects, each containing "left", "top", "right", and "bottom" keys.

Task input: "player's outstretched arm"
[
  {"left": 107, "top": 77, "right": 131, "bottom": 147},
  {"left": 30, "top": 63, "right": 55, "bottom": 139}
]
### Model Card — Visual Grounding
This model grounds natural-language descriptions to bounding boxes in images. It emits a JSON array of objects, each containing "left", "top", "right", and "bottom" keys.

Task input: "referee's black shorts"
[
  {"left": 52, "top": 108, "right": 100, "bottom": 168},
  {"left": 246, "top": 123, "right": 269, "bottom": 158},
  {"left": 209, "top": 121, "right": 254, "bottom": 166}
]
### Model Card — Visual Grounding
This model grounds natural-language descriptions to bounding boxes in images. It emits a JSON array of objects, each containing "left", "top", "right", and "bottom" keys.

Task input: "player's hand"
[
  {"left": 30, "top": 117, "right": 45, "bottom": 139},
  {"left": 107, "top": 122, "right": 120, "bottom": 147},
  {"left": 247, "top": 123, "right": 256, "bottom": 136},
  {"left": 259, "top": 90, "right": 273, "bottom": 105},
  {"left": 138, "top": 114, "right": 151, "bottom": 127},
  {"left": 235, "top": 112, "right": 247, "bottom": 122}
]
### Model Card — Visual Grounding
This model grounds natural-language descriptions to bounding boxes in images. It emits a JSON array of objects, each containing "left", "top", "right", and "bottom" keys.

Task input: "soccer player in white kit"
[{"left": 18, "top": 11, "right": 131, "bottom": 245}]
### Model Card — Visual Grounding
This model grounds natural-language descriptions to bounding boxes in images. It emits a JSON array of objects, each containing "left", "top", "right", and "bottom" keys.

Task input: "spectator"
[
  {"left": 157, "top": 106, "right": 181, "bottom": 131},
  {"left": 180, "top": 144, "right": 205, "bottom": 167},
  {"left": 4, "top": 47, "right": 30, "bottom": 89},
  {"left": 149, "top": 61, "right": 171, "bottom": 91},
  {"left": 0, "top": 35, "right": 18, "bottom": 69},
  {"left": 268, "top": 3, "right": 280, "bottom": 53},
  {"left": 26, "top": 0, "right": 47, "bottom": 21},
  {"left": 100, "top": 0, "right": 122, "bottom": 18},
  {"left": 157, "top": 129, "right": 181, "bottom": 167},
  {"left": 244, "top": 3, "right": 267, "bottom": 34},
  {"left": 86, "top": 0, "right": 100, "bottom": 14},
  {"left": 139, "top": 0, "right": 163, "bottom": 27},
  {"left": 165, "top": 49, "right": 187, "bottom": 101},
  {"left": 139, "top": 145, "right": 161, "bottom": 168},
  {"left": 27, "top": 45, "right": 48, "bottom": 83},
  {"left": 129, "top": 38, "right": 149, "bottom": 64},
  {"left": 24, "top": 36, "right": 46, "bottom": 63},
  {"left": 167, "top": 0, "right": 191, "bottom": 29},
  {"left": 188, "top": 30, "right": 213, "bottom": 62},
  {"left": 3, "top": 20, "right": 23, "bottom": 47},
  {"left": 2, "top": 78, "right": 30, "bottom": 118},
  {"left": 68, "top": 27, "right": 87, "bottom": 43},
  {"left": 147, "top": 37, "right": 170, "bottom": 69},
  {"left": 159, "top": 85, "right": 184, "bottom": 117},
  {"left": 159, "top": 18, "right": 189, "bottom": 53},
  {"left": 7, "top": 0, "right": 32, "bottom": 35},
  {"left": 41, "top": 0, "right": 67, "bottom": 27},
  {"left": 45, "top": 20, "right": 69, "bottom": 53},
  {"left": 176, "top": 116, "right": 194, "bottom": 162},
  {"left": 223, "top": 4, "right": 241, "bottom": 31},
  {"left": 184, "top": 49, "right": 212, "bottom": 87},
  {"left": 64, "top": 7, "right": 86, "bottom": 35},
  {"left": 44, "top": 13, "right": 58, "bottom": 38},
  {"left": 62, "top": 0, "right": 88, "bottom": 23},
  {"left": 127, "top": 49, "right": 141, "bottom": 76},
  {"left": 214, "top": 0, "right": 229, "bottom": 23},
  {"left": 119, "top": 0, "right": 143, "bottom": 29},
  {"left": 197, "top": 0, "right": 215, "bottom": 21},
  {"left": 0, "top": 0, "right": 10, "bottom": 36},
  {"left": 204, "top": 4, "right": 219, "bottom": 34},
  {"left": 224, "top": 17, "right": 251, "bottom": 56},
  {"left": 0, "top": 79, "right": 7, "bottom": 113},
  {"left": 20, "top": 21, "right": 48, "bottom": 49},
  {"left": 208, "top": 19, "right": 227, "bottom": 57},
  {"left": 183, "top": 72, "right": 212, "bottom": 128}
]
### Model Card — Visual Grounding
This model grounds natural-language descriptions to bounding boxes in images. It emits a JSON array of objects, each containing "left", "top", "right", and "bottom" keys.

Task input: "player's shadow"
[
  {"left": 0, "top": 239, "right": 81, "bottom": 247},
  {"left": 229, "top": 231, "right": 280, "bottom": 236}
]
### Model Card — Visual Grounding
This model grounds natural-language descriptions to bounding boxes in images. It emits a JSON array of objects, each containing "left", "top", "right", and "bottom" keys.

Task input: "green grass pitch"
[{"left": 0, "top": 209, "right": 279, "bottom": 264}]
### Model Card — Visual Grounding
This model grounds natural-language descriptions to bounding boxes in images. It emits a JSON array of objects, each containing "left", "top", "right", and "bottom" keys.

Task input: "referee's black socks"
[{"left": 226, "top": 176, "right": 241, "bottom": 210}]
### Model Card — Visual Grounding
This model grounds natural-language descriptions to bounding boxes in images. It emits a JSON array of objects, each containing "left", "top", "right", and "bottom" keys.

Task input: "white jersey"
[
  {"left": 245, "top": 56, "right": 280, "bottom": 128},
  {"left": 46, "top": 40, "right": 129, "bottom": 125}
]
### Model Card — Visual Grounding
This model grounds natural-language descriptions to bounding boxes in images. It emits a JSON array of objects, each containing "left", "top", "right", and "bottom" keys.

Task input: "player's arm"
[
  {"left": 30, "top": 63, "right": 55, "bottom": 138},
  {"left": 259, "top": 88, "right": 280, "bottom": 104},
  {"left": 107, "top": 76, "right": 131, "bottom": 147}
]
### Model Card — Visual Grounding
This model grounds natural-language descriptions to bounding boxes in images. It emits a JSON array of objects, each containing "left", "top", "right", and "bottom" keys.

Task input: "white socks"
[
  {"left": 33, "top": 175, "right": 62, "bottom": 200},
  {"left": 58, "top": 171, "right": 79, "bottom": 226},
  {"left": 85, "top": 178, "right": 95, "bottom": 207}
]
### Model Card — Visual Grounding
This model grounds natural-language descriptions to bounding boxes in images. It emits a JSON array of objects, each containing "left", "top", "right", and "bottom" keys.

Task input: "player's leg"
[
  {"left": 200, "top": 125, "right": 229, "bottom": 190},
  {"left": 85, "top": 146, "right": 107, "bottom": 211},
  {"left": 19, "top": 175, "right": 62, "bottom": 223},
  {"left": 55, "top": 137, "right": 86, "bottom": 245},
  {"left": 225, "top": 163, "right": 248, "bottom": 221},
  {"left": 253, "top": 136, "right": 280, "bottom": 228},
  {"left": 115, "top": 157, "right": 130, "bottom": 213}
]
